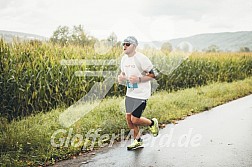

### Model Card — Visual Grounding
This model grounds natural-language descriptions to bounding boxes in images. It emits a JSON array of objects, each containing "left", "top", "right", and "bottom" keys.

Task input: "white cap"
[{"left": 123, "top": 36, "right": 138, "bottom": 46}]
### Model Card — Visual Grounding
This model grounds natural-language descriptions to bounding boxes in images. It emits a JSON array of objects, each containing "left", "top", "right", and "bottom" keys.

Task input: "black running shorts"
[{"left": 125, "top": 96, "right": 147, "bottom": 118}]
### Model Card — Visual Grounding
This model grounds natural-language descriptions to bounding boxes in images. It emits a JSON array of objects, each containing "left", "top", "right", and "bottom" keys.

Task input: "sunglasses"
[{"left": 122, "top": 43, "right": 131, "bottom": 46}]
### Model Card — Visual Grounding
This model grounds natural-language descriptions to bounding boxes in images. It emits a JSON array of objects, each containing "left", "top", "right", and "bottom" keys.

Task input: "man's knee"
[
  {"left": 126, "top": 114, "right": 134, "bottom": 128},
  {"left": 131, "top": 116, "right": 140, "bottom": 125}
]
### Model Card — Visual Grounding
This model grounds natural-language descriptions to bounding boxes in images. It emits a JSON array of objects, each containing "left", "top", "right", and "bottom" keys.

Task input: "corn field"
[{"left": 1, "top": 39, "right": 252, "bottom": 120}]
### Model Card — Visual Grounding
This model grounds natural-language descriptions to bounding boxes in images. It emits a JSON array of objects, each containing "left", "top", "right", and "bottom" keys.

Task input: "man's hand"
[
  {"left": 129, "top": 75, "right": 139, "bottom": 84},
  {"left": 118, "top": 73, "right": 127, "bottom": 84}
]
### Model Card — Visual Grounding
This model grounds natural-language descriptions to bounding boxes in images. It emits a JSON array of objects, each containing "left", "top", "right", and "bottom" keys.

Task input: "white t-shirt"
[{"left": 120, "top": 52, "right": 153, "bottom": 100}]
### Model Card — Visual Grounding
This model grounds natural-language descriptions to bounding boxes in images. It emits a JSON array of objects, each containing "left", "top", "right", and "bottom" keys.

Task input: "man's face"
[{"left": 123, "top": 43, "right": 135, "bottom": 55}]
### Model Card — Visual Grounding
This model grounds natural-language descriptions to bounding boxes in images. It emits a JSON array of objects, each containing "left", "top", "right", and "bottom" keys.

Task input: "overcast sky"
[{"left": 0, "top": 0, "right": 252, "bottom": 41}]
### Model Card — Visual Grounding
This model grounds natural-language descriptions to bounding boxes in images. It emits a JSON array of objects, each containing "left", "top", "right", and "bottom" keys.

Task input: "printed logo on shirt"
[{"left": 125, "top": 64, "right": 136, "bottom": 68}]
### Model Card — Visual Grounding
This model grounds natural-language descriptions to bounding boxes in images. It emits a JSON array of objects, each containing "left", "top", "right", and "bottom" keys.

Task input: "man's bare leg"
[{"left": 126, "top": 114, "right": 141, "bottom": 139}]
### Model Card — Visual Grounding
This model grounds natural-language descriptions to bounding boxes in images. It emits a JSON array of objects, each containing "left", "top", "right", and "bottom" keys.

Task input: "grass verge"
[{"left": 1, "top": 77, "right": 252, "bottom": 166}]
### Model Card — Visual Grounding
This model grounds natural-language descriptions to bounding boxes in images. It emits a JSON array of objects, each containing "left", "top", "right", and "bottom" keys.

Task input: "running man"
[{"left": 117, "top": 36, "right": 159, "bottom": 150}]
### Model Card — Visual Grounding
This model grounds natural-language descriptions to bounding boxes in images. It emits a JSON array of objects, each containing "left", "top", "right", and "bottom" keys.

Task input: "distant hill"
[
  {"left": 140, "top": 31, "right": 252, "bottom": 52},
  {"left": 0, "top": 30, "right": 47, "bottom": 42},
  {"left": 1, "top": 30, "right": 251, "bottom": 52}
]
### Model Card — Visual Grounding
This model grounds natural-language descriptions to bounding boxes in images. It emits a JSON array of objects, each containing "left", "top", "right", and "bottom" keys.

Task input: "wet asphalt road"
[{"left": 55, "top": 94, "right": 252, "bottom": 167}]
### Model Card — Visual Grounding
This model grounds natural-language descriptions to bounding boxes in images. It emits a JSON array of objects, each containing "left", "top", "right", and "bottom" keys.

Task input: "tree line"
[{"left": 50, "top": 25, "right": 120, "bottom": 47}]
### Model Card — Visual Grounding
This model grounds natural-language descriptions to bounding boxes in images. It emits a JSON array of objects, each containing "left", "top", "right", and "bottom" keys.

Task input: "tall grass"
[
  {"left": 1, "top": 38, "right": 252, "bottom": 120},
  {"left": 0, "top": 39, "right": 121, "bottom": 120},
  {"left": 160, "top": 52, "right": 252, "bottom": 90}
]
